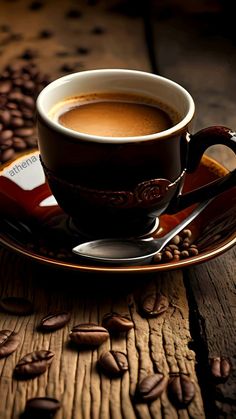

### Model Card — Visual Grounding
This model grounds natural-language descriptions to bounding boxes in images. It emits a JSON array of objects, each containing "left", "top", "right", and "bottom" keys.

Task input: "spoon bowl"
[{"left": 73, "top": 198, "right": 213, "bottom": 265}]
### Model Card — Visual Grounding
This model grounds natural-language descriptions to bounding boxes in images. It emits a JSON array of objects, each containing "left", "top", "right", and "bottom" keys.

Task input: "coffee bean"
[
  {"left": 0, "top": 139, "right": 13, "bottom": 150},
  {"left": 24, "top": 397, "right": 61, "bottom": 418},
  {"left": 102, "top": 312, "right": 134, "bottom": 333},
  {"left": 0, "top": 80, "right": 12, "bottom": 94},
  {"left": 24, "top": 397, "right": 60, "bottom": 418},
  {"left": 91, "top": 26, "right": 105, "bottom": 35},
  {"left": 181, "top": 241, "right": 190, "bottom": 250},
  {"left": 66, "top": 9, "right": 82, "bottom": 18},
  {"left": 14, "top": 349, "right": 54, "bottom": 378},
  {"left": 180, "top": 250, "right": 189, "bottom": 258},
  {"left": 137, "top": 373, "right": 168, "bottom": 402},
  {"left": 169, "top": 244, "right": 179, "bottom": 251},
  {"left": 11, "top": 137, "right": 26, "bottom": 150},
  {"left": 1, "top": 148, "right": 15, "bottom": 162},
  {"left": 0, "top": 297, "right": 34, "bottom": 315},
  {"left": 168, "top": 374, "right": 195, "bottom": 408},
  {"left": 162, "top": 250, "right": 173, "bottom": 261},
  {"left": 98, "top": 350, "right": 128, "bottom": 377},
  {"left": 23, "top": 80, "right": 35, "bottom": 91},
  {"left": 209, "top": 357, "right": 231, "bottom": 382},
  {"left": 153, "top": 252, "right": 162, "bottom": 263},
  {"left": 76, "top": 47, "right": 89, "bottom": 55},
  {"left": 29, "top": 1, "right": 43, "bottom": 11},
  {"left": 38, "top": 29, "right": 53, "bottom": 39},
  {"left": 0, "top": 330, "right": 21, "bottom": 358},
  {"left": 189, "top": 246, "right": 199, "bottom": 256},
  {"left": 14, "top": 127, "right": 34, "bottom": 137},
  {"left": 10, "top": 117, "right": 24, "bottom": 127},
  {"left": 141, "top": 292, "right": 169, "bottom": 317},
  {"left": 39, "top": 311, "right": 71, "bottom": 331},
  {"left": 69, "top": 323, "right": 109, "bottom": 347},
  {"left": 6, "top": 102, "right": 17, "bottom": 110},
  {"left": 22, "top": 96, "right": 35, "bottom": 109},
  {"left": 170, "top": 235, "right": 181, "bottom": 245},
  {"left": 0, "top": 130, "right": 13, "bottom": 141},
  {"left": 173, "top": 254, "right": 180, "bottom": 261},
  {"left": 20, "top": 49, "right": 38, "bottom": 61},
  {"left": 182, "top": 229, "right": 192, "bottom": 238},
  {"left": 8, "top": 91, "right": 24, "bottom": 102},
  {"left": 173, "top": 249, "right": 180, "bottom": 255}
]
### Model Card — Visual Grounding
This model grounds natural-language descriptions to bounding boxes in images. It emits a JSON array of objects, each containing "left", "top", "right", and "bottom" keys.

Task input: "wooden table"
[{"left": 0, "top": 1, "right": 235, "bottom": 417}]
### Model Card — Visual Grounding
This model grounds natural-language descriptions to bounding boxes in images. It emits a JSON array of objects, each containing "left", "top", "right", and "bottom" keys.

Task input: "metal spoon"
[{"left": 72, "top": 198, "right": 213, "bottom": 265}]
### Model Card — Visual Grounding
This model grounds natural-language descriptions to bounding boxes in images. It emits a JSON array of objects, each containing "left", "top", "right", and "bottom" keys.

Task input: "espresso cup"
[{"left": 36, "top": 69, "right": 236, "bottom": 238}]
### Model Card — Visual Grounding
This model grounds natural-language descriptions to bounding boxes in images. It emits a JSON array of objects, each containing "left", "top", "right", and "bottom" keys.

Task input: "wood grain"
[
  {"left": 186, "top": 247, "right": 236, "bottom": 418},
  {"left": 0, "top": 248, "right": 205, "bottom": 418}
]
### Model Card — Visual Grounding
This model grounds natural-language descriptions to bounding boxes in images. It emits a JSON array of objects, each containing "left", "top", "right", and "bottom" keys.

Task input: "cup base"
[{"left": 67, "top": 216, "right": 159, "bottom": 240}]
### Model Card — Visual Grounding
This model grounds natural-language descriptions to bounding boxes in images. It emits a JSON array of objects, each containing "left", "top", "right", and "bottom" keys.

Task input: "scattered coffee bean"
[
  {"left": 39, "top": 311, "right": 71, "bottom": 331},
  {"left": 182, "top": 229, "right": 192, "bottom": 238},
  {"left": 136, "top": 373, "right": 168, "bottom": 402},
  {"left": 188, "top": 245, "right": 199, "bottom": 256},
  {"left": 170, "top": 234, "right": 181, "bottom": 245},
  {"left": 209, "top": 357, "right": 231, "bottom": 382},
  {"left": 0, "top": 330, "right": 21, "bottom": 358},
  {"left": 141, "top": 292, "right": 169, "bottom": 317},
  {"left": 20, "top": 49, "right": 38, "bottom": 61},
  {"left": 91, "top": 26, "right": 105, "bottom": 35},
  {"left": 168, "top": 374, "right": 195, "bottom": 408},
  {"left": 0, "top": 24, "right": 11, "bottom": 33},
  {"left": 66, "top": 9, "right": 82, "bottom": 18},
  {"left": 0, "top": 80, "right": 12, "bottom": 94},
  {"left": 98, "top": 350, "right": 128, "bottom": 377},
  {"left": 14, "top": 349, "right": 54, "bottom": 378},
  {"left": 1, "top": 148, "right": 15, "bottom": 162},
  {"left": 102, "top": 312, "right": 134, "bottom": 333},
  {"left": 60, "top": 64, "right": 76, "bottom": 73},
  {"left": 153, "top": 229, "right": 199, "bottom": 264},
  {"left": 24, "top": 397, "right": 61, "bottom": 418},
  {"left": 0, "top": 297, "right": 34, "bottom": 315},
  {"left": 180, "top": 250, "right": 189, "bottom": 258},
  {"left": 69, "top": 323, "right": 109, "bottom": 347},
  {"left": 38, "top": 29, "right": 53, "bottom": 39},
  {"left": 29, "top": 1, "right": 43, "bottom": 11},
  {"left": 162, "top": 250, "right": 174, "bottom": 262},
  {"left": 76, "top": 47, "right": 89, "bottom": 55},
  {"left": 24, "top": 397, "right": 60, "bottom": 418}
]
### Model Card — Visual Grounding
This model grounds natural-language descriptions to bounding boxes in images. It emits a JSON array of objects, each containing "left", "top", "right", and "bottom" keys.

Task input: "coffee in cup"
[{"left": 49, "top": 92, "right": 179, "bottom": 137}]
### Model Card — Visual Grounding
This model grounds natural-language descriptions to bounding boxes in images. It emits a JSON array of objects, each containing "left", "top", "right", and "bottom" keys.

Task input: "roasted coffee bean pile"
[
  {"left": 0, "top": 295, "right": 230, "bottom": 415},
  {"left": 0, "top": 62, "right": 49, "bottom": 163},
  {"left": 153, "top": 228, "right": 199, "bottom": 264}
]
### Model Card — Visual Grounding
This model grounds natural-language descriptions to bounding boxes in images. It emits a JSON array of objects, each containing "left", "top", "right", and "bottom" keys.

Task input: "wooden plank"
[
  {"left": 0, "top": 0, "right": 151, "bottom": 76},
  {"left": 152, "top": 8, "right": 236, "bottom": 171},
  {"left": 185, "top": 247, "right": 236, "bottom": 418},
  {"left": 152, "top": 8, "right": 236, "bottom": 417},
  {"left": 0, "top": 248, "right": 205, "bottom": 418},
  {"left": 0, "top": 1, "right": 205, "bottom": 418}
]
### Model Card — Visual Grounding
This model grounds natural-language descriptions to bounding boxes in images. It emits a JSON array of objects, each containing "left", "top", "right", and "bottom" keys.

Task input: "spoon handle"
[{"left": 157, "top": 198, "right": 213, "bottom": 252}]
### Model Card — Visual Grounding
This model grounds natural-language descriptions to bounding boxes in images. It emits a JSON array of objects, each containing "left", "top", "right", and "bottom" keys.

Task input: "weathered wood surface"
[
  {"left": 152, "top": 7, "right": 236, "bottom": 417},
  {"left": 0, "top": 249, "right": 205, "bottom": 418},
  {"left": 186, "top": 247, "right": 236, "bottom": 418},
  {"left": 0, "top": 0, "right": 235, "bottom": 418},
  {"left": 153, "top": 7, "right": 236, "bottom": 170}
]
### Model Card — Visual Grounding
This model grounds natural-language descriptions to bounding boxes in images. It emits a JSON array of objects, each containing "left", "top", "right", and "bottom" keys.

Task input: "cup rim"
[{"left": 36, "top": 69, "right": 195, "bottom": 143}]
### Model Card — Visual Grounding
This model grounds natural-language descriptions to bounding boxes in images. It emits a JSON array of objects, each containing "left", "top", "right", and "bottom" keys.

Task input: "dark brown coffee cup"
[{"left": 36, "top": 69, "right": 236, "bottom": 238}]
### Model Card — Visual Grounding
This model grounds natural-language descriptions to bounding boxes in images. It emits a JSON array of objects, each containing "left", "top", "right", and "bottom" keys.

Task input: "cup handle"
[{"left": 166, "top": 126, "right": 236, "bottom": 213}]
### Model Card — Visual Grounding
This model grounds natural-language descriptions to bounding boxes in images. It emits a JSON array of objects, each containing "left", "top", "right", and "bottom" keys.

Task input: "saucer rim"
[{"left": 0, "top": 151, "right": 235, "bottom": 274}]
